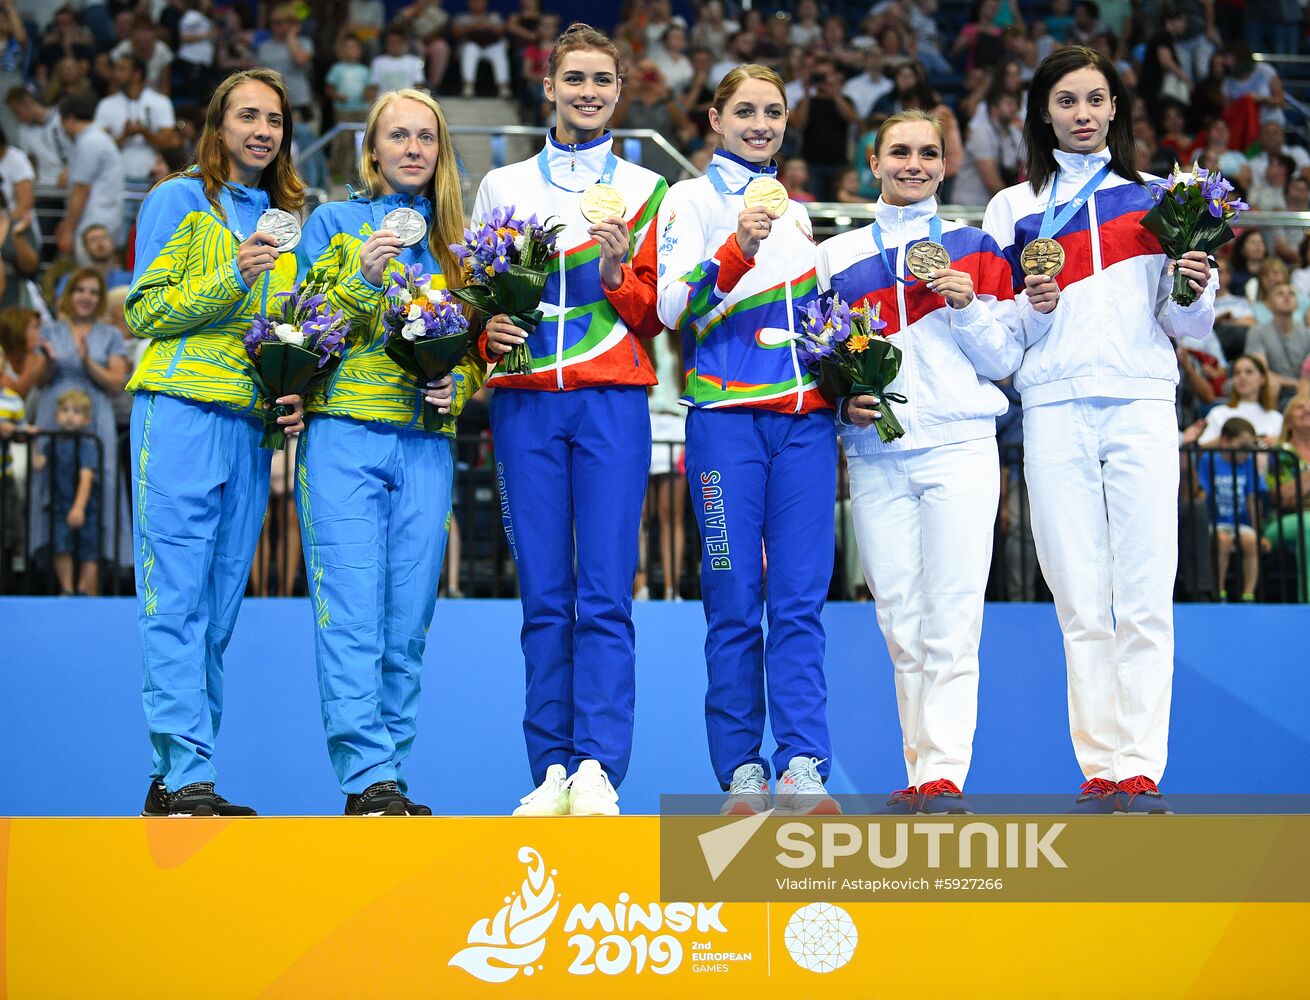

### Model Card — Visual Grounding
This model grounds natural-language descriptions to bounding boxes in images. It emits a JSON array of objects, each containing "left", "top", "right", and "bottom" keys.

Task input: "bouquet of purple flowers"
[
  {"left": 449, "top": 205, "right": 566, "bottom": 375},
  {"left": 1142, "top": 162, "right": 1248, "bottom": 306},
  {"left": 381, "top": 263, "right": 471, "bottom": 433},
  {"left": 796, "top": 294, "right": 906, "bottom": 443},
  {"left": 244, "top": 268, "right": 349, "bottom": 449}
]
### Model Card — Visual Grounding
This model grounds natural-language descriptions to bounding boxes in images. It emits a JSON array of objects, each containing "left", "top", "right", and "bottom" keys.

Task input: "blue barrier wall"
[{"left": 1, "top": 598, "right": 1306, "bottom": 814}]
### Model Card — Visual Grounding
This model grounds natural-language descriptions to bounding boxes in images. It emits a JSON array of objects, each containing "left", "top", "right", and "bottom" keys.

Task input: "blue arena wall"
[{"left": 1, "top": 598, "right": 1306, "bottom": 815}]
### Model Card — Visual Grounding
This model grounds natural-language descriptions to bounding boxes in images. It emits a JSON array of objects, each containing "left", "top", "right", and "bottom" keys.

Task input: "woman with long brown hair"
[
  {"left": 293, "top": 88, "right": 485, "bottom": 817},
  {"left": 125, "top": 68, "right": 307, "bottom": 817}
]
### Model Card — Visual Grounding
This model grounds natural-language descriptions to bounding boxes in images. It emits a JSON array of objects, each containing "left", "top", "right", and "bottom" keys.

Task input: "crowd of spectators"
[{"left": 0, "top": 0, "right": 1305, "bottom": 601}]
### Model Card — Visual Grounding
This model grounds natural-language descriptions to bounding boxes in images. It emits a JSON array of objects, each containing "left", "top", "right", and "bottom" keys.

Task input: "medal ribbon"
[
  {"left": 1039, "top": 164, "right": 1111, "bottom": 240},
  {"left": 706, "top": 156, "right": 778, "bottom": 196},
  {"left": 219, "top": 185, "right": 271, "bottom": 314},
  {"left": 871, "top": 215, "right": 942, "bottom": 286},
  {"left": 536, "top": 143, "right": 617, "bottom": 194}
]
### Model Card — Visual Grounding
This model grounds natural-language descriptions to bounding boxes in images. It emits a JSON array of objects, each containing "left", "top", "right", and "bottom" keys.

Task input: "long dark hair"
[{"left": 1023, "top": 47, "right": 1140, "bottom": 194}]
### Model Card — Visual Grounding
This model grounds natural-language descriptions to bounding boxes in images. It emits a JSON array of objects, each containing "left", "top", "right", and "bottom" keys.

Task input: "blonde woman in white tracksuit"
[
  {"left": 983, "top": 48, "right": 1215, "bottom": 813},
  {"left": 817, "top": 110, "right": 1023, "bottom": 814}
]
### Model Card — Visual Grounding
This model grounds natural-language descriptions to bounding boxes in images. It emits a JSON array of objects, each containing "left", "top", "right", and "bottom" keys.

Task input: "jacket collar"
[
  {"left": 709, "top": 148, "right": 777, "bottom": 192},
  {"left": 543, "top": 128, "right": 614, "bottom": 185},
  {"left": 872, "top": 195, "right": 938, "bottom": 234},
  {"left": 1053, "top": 146, "right": 1112, "bottom": 178}
]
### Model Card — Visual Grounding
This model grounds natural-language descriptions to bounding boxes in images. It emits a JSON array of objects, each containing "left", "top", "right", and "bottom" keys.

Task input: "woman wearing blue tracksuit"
[
  {"left": 127, "top": 69, "right": 306, "bottom": 817},
  {"left": 295, "top": 88, "right": 486, "bottom": 817},
  {"left": 656, "top": 64, "right": 838, "bottom": 816}
]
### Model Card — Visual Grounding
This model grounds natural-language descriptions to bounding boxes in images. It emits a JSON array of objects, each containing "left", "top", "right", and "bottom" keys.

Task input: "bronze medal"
[
  {"left": 742, "top": 176, "right": 789, "bottom": 216},
  {"left": 906, "top": 240, "right": 951, "bottom": 281},
  {"left": 1020, "top": 237, "right": 1065, "bottom": 278},
  {"left": 580, "top": 183, "right": 628, "bottom": 224}
]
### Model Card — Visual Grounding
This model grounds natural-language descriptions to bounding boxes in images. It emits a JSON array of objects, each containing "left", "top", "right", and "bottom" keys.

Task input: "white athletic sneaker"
[
  {"left": 721, "top": 762, "right": 770, "bottom": 815},
  {"left": 512, "top": 764, "right": 570, "bottom": 816},
  {"left": 565, "top": 760, "right": 620, "bottom": 816},
  {"left": 775, "top": 756, "right": 841, "bottom": 815}
]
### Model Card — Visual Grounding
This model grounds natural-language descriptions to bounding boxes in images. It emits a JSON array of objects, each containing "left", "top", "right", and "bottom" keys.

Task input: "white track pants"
[
  {"left": 848, "top": 436, "right": 999, "bottom": 788},
  {"left": 1023, "top": 397, "right": 1178, "bottom": 784}
]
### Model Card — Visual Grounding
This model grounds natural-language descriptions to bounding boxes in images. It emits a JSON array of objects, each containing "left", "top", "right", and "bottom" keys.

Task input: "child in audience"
[
  {"left": 33, "top": 388, "right": 99, "bottom": 595},
  {"left": 1196, "top": 417, "right": 1270, "bottom": 601}
]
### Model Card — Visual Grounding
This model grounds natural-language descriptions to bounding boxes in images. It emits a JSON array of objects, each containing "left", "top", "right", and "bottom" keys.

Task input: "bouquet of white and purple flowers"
[
  {"left": 1142, "top": 162, "right": 1249, "bottom": 306},
  {"left": 449, "top": 206, "right": 566, "bottom": 375},
  {"left": 381, "top": 263, "right": 471, "bottom": 433},
  {"left": 244, "top": 268, "right": 349, "bottom": 449},
  {"left": 796, "top": 294, "right": 906, "bottom": 443}
]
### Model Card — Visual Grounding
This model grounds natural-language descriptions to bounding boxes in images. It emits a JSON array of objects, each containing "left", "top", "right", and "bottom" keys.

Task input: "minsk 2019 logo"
[{"left": 449, "top": 846, "right": 734, "bottom": 983}]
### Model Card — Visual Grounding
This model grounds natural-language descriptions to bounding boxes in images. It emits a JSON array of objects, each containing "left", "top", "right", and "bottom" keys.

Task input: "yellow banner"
[{"left": 2, "top": 818, "right": 1306, "bottom": 998}]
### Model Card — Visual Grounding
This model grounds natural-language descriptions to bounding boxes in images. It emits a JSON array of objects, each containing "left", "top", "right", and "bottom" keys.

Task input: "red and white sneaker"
[
  {"left": 1116, "top": 775, "right": 1172, "bottom": 814},
  {"left": 776, "top": 756, "right": 842, "bottom": 815},
  {"left": 1069, "top": 777, "right": 1120, "bottom": 814},
  {"left": 917, "top": 778, "right": 971, "bottom": 814}
]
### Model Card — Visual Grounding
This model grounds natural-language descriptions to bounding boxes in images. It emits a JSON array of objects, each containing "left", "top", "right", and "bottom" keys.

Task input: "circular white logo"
[{"left": 783, "top": 902, "right": 858, "bottom": 974}]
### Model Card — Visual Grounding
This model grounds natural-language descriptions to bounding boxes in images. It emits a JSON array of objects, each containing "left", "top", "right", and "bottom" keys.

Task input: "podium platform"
[{"left": 2, "top": 815, "right": 1306, "bottom": 999}]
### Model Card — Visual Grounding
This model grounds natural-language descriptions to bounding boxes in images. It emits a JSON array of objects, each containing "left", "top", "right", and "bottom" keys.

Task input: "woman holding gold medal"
[
  {"left": 817, "top": 109, "right": 1023, "bottom": 815},
  {"left": 473, "top": 24, "right": 668, "bottom": 818},
  {"left": 127, "top": 69, "right": 307, "bottom": 817},
  {"left": 982, "top": 48, "right": 1215, "bottom": 812},
  {"left": 293, "top": 89, "right": 486, "bottom": 817},
  {"left": 656, "top": 65, "right": 838, "bottom": 817}
]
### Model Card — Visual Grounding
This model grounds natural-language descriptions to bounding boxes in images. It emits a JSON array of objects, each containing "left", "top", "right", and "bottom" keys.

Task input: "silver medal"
[
  {"left": 381, "top": 207, "right": 428, "bottom": 247},
  {"left": 256, "top": 208, "right": 302, "bottom": 251}
]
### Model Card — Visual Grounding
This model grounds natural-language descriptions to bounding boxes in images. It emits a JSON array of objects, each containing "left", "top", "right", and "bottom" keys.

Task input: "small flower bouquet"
[
  {"left": 1142, "top": 162, "right": 1248, "bottom": 306},
  {"left": 244, "top": 268, "right": 349, "bottom": 449},
  {"left": 449, "top": 206, "right": 566, "bottom": 375},
  {"left": 382, "top": 263, "right": 471, "bottom": 433},
  {"left": 796, "top": 294, "right": 906, "bottom": 443}
]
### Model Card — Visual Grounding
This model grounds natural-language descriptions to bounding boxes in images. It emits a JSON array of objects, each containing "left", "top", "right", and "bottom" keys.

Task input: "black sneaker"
[
  {"left": 400, "top": 792, "right": 433, "bottom": 816},
  {"left": 167, "top": 782, "right": 257, "bottom": 816},
  {"left": 345, "top": 780, "right": 408, "bottom": 816},
  {"left": 141, "top": 780, "right": 169, "bottom": 816}
]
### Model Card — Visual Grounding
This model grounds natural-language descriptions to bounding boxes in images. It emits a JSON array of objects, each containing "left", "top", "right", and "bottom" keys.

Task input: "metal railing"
[{"left": 2, "top": 431, "right": 1306, "bottom": 604}]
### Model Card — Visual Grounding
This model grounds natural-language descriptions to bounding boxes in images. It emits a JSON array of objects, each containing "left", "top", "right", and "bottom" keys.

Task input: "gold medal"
[
  {"left": 906, "top": 240, "right": 951, "bottom": 281},
  {"left": 1020, "top": 237, "right": 1065, "bottom": 278},
  {"left": 742, "top": 176, "right": 789, "bottom": 216},
  {"left": 580, "top": 183, "right": 627, "bottom": 224}
]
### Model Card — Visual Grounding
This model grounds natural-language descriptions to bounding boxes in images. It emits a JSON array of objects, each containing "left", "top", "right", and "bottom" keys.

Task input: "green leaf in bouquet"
[
  {"left": 1190, "top": 214, "right": 1235, "bottom": 256},
  {"left": 385, "top": 331, "right": 471, "bottom": 433},
  {"left": 249, "top": 341, "right": 342, "bottom": 450},
  {"left": 451, "top": 284, "right": 496, "bottom": 316},
  {"left": 497, "top": 264, "right": 550, "bottom": 315}
]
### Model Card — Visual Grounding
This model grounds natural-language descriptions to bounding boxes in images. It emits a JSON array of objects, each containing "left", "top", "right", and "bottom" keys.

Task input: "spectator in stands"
[
  {"left": 951, "top": 83, "right": 1022, "bottom": 207},
  {"left": 54, "top": 224, "right": 130, "bottom": 297},
  {"left": 519, "top": 13, "right": 558, "bottom": 121},
  {"left": 1187, "top": 353, "right": 1285, "bottom": 445},
  {"left": 1156, "top": 100, "right": 1193, "bottom": 162},
  {"left": 689, "top": 0, "right": 735, "bottom": 63},
  {"left": 710, "top": 29, "right": 755, "bottom": 87},
  {"left": 652, "top": 23, "right": 693, "bottom": 97},
  {"left": 752, "top": 11, "right": 790, "bottom": 72},
  {"left": 834, "top": 165, "right": 866, "bottom": 203},
  {"left": 1043, "top": 0, "right": 1074, "bottom": 42},
  {"left": 951, "top": 0, "right": 1007, "bottom": 73},
  {"left": 256, "top": 6, "right": 314, "bottom": 122},
  {"left": 1250, "top": 258, "right": 1302, "bottom": 325},
  {"left": 368, "top": 24, "right": 425, "bottom": 99},
  {"left": 1246, "top": 283, "right": 1310, "bottom": 404},
  {"left": 7, "top": 88, "right": 69, "bottom": 187},
  {"left": 171, "top": 0, "right": 216, "bottom": 108},
  {"left": 108, "top": 15, "right": 172, "bottom": 97},
  {"left": 1247, "top": 153, "right": 1294, "bottom": 213},
  {"left": 0, "top": 125, "right": 33, "bottom": 232},
  {"left": 326, "top": 34, "right": 370, "bottom": 125},
  {"left": 1221, "top": 42, "right": 1285, "bottom": 126},
  {"left": 1213, "top": 255, "right": 1257, "bottom": 338},
  {"left": 32, "top": 387, "right": 100, "bottom": 594},
  {"left": 1271, "top": 176, "right": 1310, "bottom": 265},
  {"left": 1245, "top": 0, "right": 1302, "bottom": 57},
  {"left": 1264, "top": 393, "right": 1310, "bottom": 600},
  {"left": 506, "top": 0, "right": 541, "bottom": 54},
  {"left": 453, "top": 0, "right": 510, "bottom": 99},
  {"left": 1293, "top": 235, "right": 1310, "bottom": 301},
  {"left": 843, "top": 48, "right": 893, "bottom": 122},
  {"left": 0, "top": 0, "right": 29, "bottom": 142},
  {"left": 1232, "top": 228, "right": 1269, "bottom": 298},
  {"left": 1195, "top": 416, "right": 1267, "bottom": 600},
  {"left": 1193, "top": 115, "right": 1250, "bottom": 190},
  {"left": 819, "top": 15, "right": 864, "bottom": 76},
  {"left": 681, "top": 47, "right": 717, "bottom": 134},
  {"left": 344, "top": 0, "right": 386, "bottom": 56},
  {"left": 789, "top": 0, "right": 823, "bottom": 48},
  {"left": 29, "top": 268, "right": 125, "bottom": 575},
  {"left": 0, "top": 306, "right": 48, "bottom": 402},
  {"left": 94, "top": 55, "right": 177, "bottom": 184},
  {"left": 780, "top": 158, "right": 815, "bottom": 202},
  {"left": 213, "top": 6, "right": 256, "bottom": 78},
  {"left": 0, "top": 187, "right": 36, "bottom": 309},
  {"left": 1138, "top": 6, "right": 1192, "bottom": 116},
  {"left": 35, "top": 6, "right": 96, "bottom": 101},
  {"left": 611, "top": 60, "right": 696, "bottom": 177},
  {"left": 1067, "top": 0, "right": 1107, "bottom": 44},
  {"left": 395, "top": 0, "right": 452, "bottom": 92},
  {"left": 1249, "top": 121, "right": 1310, "bottom": 182},
  {"left": 792, "top": 56, "right": 859, "bottom": 201},
  {"left": 55, "top": 92, "right": 123, "bottom": 260}
]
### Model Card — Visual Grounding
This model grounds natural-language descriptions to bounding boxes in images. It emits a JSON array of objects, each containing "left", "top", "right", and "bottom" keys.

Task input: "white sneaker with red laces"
[{"left": 775, "top": 756, "right": 841, "bottom": 815}]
